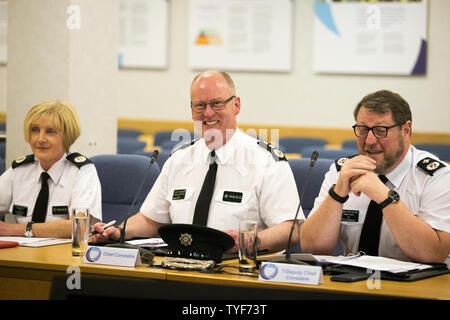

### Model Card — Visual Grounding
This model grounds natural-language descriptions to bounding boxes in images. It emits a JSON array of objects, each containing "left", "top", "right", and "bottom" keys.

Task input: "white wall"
[{"left": 1, "top": 0, "right": 449, "bottom": 133}]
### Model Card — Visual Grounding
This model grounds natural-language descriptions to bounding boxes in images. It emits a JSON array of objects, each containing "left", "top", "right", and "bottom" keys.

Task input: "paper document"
[
  {"left": 0, "top": 236, "right": 72, "bottom": 247},
  {"left": 126, "top": 238, "right": 167, "bottom": 248},
  {"left": 320, "top": 255, "right": 432, "bottom": 274}
]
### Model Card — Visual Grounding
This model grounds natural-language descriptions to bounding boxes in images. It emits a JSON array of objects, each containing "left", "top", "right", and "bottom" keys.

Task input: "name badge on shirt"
[
  {"left": 12, "top": 205, "right": 28, "bottom": 217},
  {"left": 223, "top": 191, "right": 243, "bottom": 203},
  {"left": 172, "top": 189, "right": 186, "bottom": 200},
  {"left": 341, "top": 209, "right": 359, "bottom": 222},
  {"left": 52, "top": 206, "right": 69, "bottom": 215}
]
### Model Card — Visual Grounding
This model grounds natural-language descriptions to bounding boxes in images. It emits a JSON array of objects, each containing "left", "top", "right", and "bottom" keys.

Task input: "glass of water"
[
  {"left": 238, "top": 220, "right": 258, "bottom": 272},
  {"left": 71, "top": 207, "right": 89, "bottom": 257}
]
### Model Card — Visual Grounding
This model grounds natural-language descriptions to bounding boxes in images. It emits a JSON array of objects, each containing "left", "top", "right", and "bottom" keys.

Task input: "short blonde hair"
[{"left": 24, "top": 100, "right": 81, "bottom": 152}]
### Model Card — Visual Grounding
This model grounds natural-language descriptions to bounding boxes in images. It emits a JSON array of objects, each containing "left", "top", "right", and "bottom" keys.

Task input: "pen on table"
[{"left": 89, "top": 220, "right": 116, "bottom": 236}]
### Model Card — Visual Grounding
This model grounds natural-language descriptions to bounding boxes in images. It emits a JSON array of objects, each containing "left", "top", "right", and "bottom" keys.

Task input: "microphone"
[
  {"left": 281, "top": 150, "right": 319, "bottom": 264},
  {"left": 104, "top": 150, "right": 159, "bottom": 251}
]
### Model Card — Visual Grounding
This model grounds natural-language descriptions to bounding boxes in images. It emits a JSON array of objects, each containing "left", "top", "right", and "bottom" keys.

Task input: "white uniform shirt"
[
  {"left": 140, "top": 129, "right": 302, "bottom": 232},
  {"left": 310, "top": 146, "right": 450, "bottom": 261},
  {"left": 0, "top": 153, "right": 102, "bottom": 223}
]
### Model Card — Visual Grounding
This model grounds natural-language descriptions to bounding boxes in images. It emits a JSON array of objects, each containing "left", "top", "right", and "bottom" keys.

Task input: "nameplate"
[
  {"left": 83, "top": 246, "right": 141, "bottom": 267},
  {"left": 258, "top": 262, "right": 323, "bottom": 285}
]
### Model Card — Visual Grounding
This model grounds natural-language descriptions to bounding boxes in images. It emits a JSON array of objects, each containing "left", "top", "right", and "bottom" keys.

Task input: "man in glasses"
[
  {"left": 92, "top": 70, "right": 302, "bottom": 254},
  {"left": 301, "top": 90, "right": 450, "bottom": 263}
]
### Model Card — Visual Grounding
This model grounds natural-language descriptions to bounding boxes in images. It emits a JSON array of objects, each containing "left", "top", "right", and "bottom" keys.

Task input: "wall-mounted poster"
[
  {"left": 189, "top": 0, "right": 293, "bottom": 72},
  {"left": 119, "top": 0, "right": 169, "bottom": 69},
  {"left": 313, "top": 0, "right": 427, "bottom": 75}
]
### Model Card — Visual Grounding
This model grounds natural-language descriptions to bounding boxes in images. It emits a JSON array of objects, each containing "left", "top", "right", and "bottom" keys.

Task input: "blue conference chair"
[
  {"left": 301, "top": 146, "right": 358, "bottom": 161},
  {"left": 91, "top": 154, "right": 160, "bottom": 224},
  {"left": 288, "top": 158, "right": 333, "bottom": 217},
  {"left": 153, "top": 130, "right": 195, "bottom": 148},
  {"left": 117, "top": 137, "right": 147, "bottom": 154},
  {"left": 341, "top": 139, "right": 357, "bottom": 149},
  {"left": 0, "top": 157, "right": 4, "bottom": 175},
  {"left": 136, "top": 149, "right": 172, "bottom": 170},
  {"left": 118, "top": 129, "right": 141, "bottom": 139},
  {"left": 414, "top": 143, "right": 450, "bottom": 162},
  {"left": 278, "top": 137, "right": 327, "bottom": 154},
  {"left": 0, "top": 141, "right": 5, "bottom": 159},
  {"left": 288, "top": 158, "right": 343, "bottom": 255}
]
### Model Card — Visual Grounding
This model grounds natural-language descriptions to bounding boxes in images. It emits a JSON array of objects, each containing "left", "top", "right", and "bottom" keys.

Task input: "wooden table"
[{"left": 0, "top": 243, "right": 449, "bottom": 300}]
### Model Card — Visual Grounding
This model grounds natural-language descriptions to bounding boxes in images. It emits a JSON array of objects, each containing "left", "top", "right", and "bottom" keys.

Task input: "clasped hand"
[{"left": 338, "top": 155, "right": 389, "bottom": 203}]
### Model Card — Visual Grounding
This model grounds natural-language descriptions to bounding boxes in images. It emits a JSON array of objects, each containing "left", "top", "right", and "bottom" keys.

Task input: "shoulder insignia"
[
  {"left": 417, "top": 157, "right": 446, "bottom": 176},
  {"left": 257, "top": 140, "right": 287, "bottom": 162},
  {"left": 335, "top": 154, "right": 358, "bottom": 172},
  {"left": 171, "top": 139, "right": 199, "bottom": 155},
  {"left": 66, "top": 152, "right": 92, "bottom": 169},
  {"left": 12, "top": 154, "right": 35, "bottom": 169}
]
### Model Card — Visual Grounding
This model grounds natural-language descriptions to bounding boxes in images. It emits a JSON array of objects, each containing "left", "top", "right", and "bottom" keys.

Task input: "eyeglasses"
[
  {"left": 191, "top": 95, "right": 235, "bottom": 113},
  {"left": 352, "top": 123, "right": 403, "bottom": 138}
]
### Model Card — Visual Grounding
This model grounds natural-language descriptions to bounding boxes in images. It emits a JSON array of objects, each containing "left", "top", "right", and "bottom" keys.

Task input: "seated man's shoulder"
[
  {"left": 171, "top": 138, "right": 200, "bottom": 156},
  {"left": 256, "top": 140, "right": 287, "bottom": 162}
]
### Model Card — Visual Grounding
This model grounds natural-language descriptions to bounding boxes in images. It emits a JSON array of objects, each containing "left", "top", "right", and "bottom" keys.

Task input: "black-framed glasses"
[
  {"left": 352, "top": 123, "right": 403, "bottom": 138},
  {"left": 191, "top": 95, "right": 235, "bottom": 113}
]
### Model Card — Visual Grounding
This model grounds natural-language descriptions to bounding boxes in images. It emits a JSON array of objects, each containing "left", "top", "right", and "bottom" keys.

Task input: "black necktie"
[
  {"left": 358, "top": 175, "right": 388, "bottom": 256},
  {"left": 192, "top": 151, "right": 218, "bottom": 226},
  {"left": 31, "top": 172, "right": 50, "bottom": 223}
]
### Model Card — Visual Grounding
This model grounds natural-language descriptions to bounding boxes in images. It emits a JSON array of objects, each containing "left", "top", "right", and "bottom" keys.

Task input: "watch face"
[{"left": 389, "top": 190, "right": 400, "bottom": 202}]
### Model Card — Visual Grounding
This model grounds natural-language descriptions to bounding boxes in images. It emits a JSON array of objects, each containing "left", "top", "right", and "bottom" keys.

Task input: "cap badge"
[{"left": 179, "top": 233, "right": 193, "bottom": 247}]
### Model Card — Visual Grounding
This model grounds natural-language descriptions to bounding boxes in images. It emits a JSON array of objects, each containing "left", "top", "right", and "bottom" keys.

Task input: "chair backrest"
[
  {"left": 279, "top": 137, "right": 327, "bottom": 154},
  {"left": 117, "top": 137, "right": 147, "bottom": 154},
  {"left": 118, "top": 129, "right": 141, "bottom": 139},
  {"left": 153, "top": 130, "right": 196, "bottom": 148},
  {"left": 0, "top": 157, "right": 4, "bottom": 175},
  {"left": 341, "top": 139, "right": 357, "bottom": 149},
  {"left": 288, "top": 158, "right": 343, "bottom": 254},
  {"left": 136, "top": 149, "right": 172, "bottom": 170},
  {"left": 301, "top": 146, "right": 358, "bottom": 161},
  {"left": 0, "top": 141, "right": 5, "bottom": 159},
  {"left": 414, "top": 143, "right": 450, "bottom": 162},
  {"left": 91, "top": 154, "right": 160, "bottom": 224},
  {"left": 288, "top": 158, "right": 333, "bottom": 216}
]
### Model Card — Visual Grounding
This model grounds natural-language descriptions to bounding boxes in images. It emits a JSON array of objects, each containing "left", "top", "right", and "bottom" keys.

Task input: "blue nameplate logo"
[{"left": 84, "top": 246, "right": 141, "bottom": 267}]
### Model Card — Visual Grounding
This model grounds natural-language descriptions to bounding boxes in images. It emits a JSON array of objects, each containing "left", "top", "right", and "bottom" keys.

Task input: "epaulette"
[
  {"left": 417, "top": 157, "right": 446, "bottom": 176},
  {"left": 12, "top": 154, "right": 35, "bottom": 169},
  {"left": 257, "top": 140, "right": 287, "bottom": 161},
  {"left": 66, "top": 152, "right": 92, "bottom": 169},
  {"left": 335, "top": 154, "right": 358, "bottom": 172},
  {"left": 171, "top": 139, "right": 200, "bottom": 155}
]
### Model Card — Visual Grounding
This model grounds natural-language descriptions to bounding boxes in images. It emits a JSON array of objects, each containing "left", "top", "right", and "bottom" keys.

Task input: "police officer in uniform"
[
  {"left": 0, "top": 100, "right": 102, "bottom": 238},
  {"left": 93, "top": 70, "right": 302, "bottom": 253},
  {"left": 301, "top": 90, "right": 450, "bottom": 263}
]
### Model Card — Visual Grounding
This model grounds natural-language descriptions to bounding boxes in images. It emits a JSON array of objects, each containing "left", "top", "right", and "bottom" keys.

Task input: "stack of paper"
[
  {"left": 319, "top": 254, "right": 432, "bottom": 273},
  {"left": 0, "top": 237, "right": 72, "bottom": 247}
]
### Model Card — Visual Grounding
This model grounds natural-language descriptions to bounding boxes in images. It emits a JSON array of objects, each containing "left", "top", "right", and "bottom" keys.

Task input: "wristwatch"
[
  {"left": 328, "top": 184, "right": 349, "bottom": 203},
  {"left": 24, "top": 221, "right": 34, "bottom": 238},
  {"left": 378, "top": 189, "right": 400, "bottom": 209}
]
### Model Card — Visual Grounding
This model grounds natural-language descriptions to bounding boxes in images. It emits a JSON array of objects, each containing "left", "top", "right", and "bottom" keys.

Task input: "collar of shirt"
[
  {"left": 385, "top": 146, "right": 412, "bottom": 189},
  {"left": 35, "top": 153, "right": 67, "bottom": 186}
]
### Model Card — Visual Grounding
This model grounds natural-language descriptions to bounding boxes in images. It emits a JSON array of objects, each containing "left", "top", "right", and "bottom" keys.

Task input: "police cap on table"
[{"left": 158, "top": 224, "right": 234, "bottom": 263}]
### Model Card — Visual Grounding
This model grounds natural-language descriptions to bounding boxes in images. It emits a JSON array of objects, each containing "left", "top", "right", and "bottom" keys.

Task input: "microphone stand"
[{"left": 278, "top": 151, "right": 318, "bottom": 265}]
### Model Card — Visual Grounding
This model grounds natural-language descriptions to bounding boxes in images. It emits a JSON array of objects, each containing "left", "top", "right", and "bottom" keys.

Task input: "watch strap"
[
  {"left": 25, "top": 221, "right": 34, "bottom": 237},
  {"left": 379, "top": 190, "right": 399, "bottom": 209},
  {"left": 328, "top": 184, "right": 349, "bottom": 204}
]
